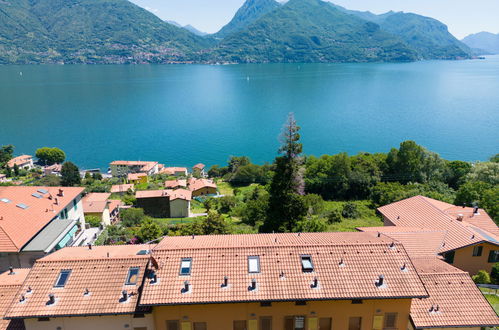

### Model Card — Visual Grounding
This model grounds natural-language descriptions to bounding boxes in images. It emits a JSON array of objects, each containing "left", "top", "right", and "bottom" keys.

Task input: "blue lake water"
[{"left": 0, "top": 57, "right": 498, "bottom": 170}]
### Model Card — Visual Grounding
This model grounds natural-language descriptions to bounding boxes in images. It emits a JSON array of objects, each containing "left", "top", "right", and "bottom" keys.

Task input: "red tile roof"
[
  {"left": 7, "top": 156, "right": 32, "bottom": 169},
  {"left": 4, "top": 245, "right": 152, "bottom": 319},
  {"left": 378, "top": 196, "right": 499, "bottom": 253},
  {"left": 188, "top": 178, "right": 216, "bottom": 192},
  {"left": 140, "top": 232, "right": 428, "bottom": 306},
  {"left": 160, "top": 167, "right": 188, "bottom": 176},
  {"left": 110, "top": 184, "right": 134, "bottom": 193},
  {"left": 409, "top": 258, "right": 499, "bottom": 329},
  {"left": 0, "top": 269, "right": 29, "bottom": 330},
  {"left": 164, "top": 179, "right": 187, "bottom": 189},
  {"left": 0, "top": 187, "right": 84, "bottom": 252},
  {"left": 82, "top": 193, "right": 111, "bottom": 213},
  {"left": 193, "top": 163, "right": 205, "bottom": 170},
  {"left": 166, "top": 189, "right": 192, "bottom": 201},
  {"left": 135, "top": 190, "right": 169, "bottom": 199},
  {"left": 127, "top": 173, "right": 147, "bottom": 181}
]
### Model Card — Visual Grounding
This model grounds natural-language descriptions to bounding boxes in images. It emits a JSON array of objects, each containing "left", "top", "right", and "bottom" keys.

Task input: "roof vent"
[
  {"left": 222, "top": 276, "right": 229, "bottom": 288},
  {"left": 311, "top": 277, "right": 319, "bottom": 289},
  {"left": 84, "top": 288, "right": 90, "bottom": 296},
  {"left": 375, "top": 275, "right": 385, "bottom": 288},
  {"left": 339, "top": 259, "right": 346, "bottom": 267},
  {"left": 47, "top": 294, "right": 55, "bottom": 305},
  {"left": 279, "top": 271, "right": 285, "bottom": 279},
  {"left": 87, "top": 243, "right": 92, "bottom": 250},
  {"left": 249, "top": 279, "right": 257, "bottom": 291},
  {"left": 26, "top": 286, "right": 32, "bottom": 294},
  {"left": 377, "top": 232, "right": 381, "bottom": 238},
  {"left": 457, "top": 214, "right": 464, "bottom": 221},
  {"left": 8, "top": 266, "right": 15, "bottom": 275},
  {"left": 473, "top": 205, "right": 480, "bottom": 215},
  {"left": 19, "top": 295, "right": 26, "bottom": 303},
  {"left": 401, "top": 263, "right": 408, "bottom": 272},
  {"left": 429, "top": 304, "right": 440, "bottom": 313},
  {"left": 120, "top": 290, "right": 128, "bottom": 302},
  {"left": 389, "top": 242, "right": 396, "bottom": 249},
  {"left": 182, "top": 281, "right": 190, "bottom": 294}
]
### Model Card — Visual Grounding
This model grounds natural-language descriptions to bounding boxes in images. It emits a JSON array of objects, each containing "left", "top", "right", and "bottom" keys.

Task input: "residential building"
[
  {"left": 376, "top": 195, "right": 499, "bottom": 275},
  {"left": 188, "top": 178, "right": 217, "bottom": 197},
  {"left": 135, "top": 189, "right": 191, "bottom": 218},
  {"left": 192, "top": 163, "right": 206, "bottom": 177},
  {"left": 0, "top": 174, "right": 7, "bottom": 183},
  {"left": 0, "top": 186, "right": 85, "bottom": 272},
  {"left": 43, "top": 164, "right": 62, "bottom": 176},
  {"left": 128, "top": 172, "right": 148, "bottom": 185},
  {"left": 3, "top": 232, "right": 498, "bottom": 330},
  {"left": 110, "top": 161, "right": 159, "bottom": 178},
  {"left": 164, "top": 179, "right": 187, "bottom": 189},
  {"left": 110, "top": 184, "right": 135, "bottom": 194},
  {"left": 0, "top": 268, "right": 29, "bottom": 330},
  {"left": 82, "top": 193, "right": 122, "bottom": 226},
  {"left": 159, "top": 167, "right": 188, "bottom": 177},
  {"left": 7, "top": 155, "right": 34, "bottom": 171},
  {"left": 4, "top": 245, "right": 155, "bottom": 330}
]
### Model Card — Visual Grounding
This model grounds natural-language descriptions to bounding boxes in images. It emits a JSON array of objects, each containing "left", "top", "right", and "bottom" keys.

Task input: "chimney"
[
  {"left": 457, "top": 214, "right": 464, "bottom": 221},
  {"left": 377, "top": 232, "right": 381, "bottom": 238},
  {"left": 54, "top": 197, "right": 59, "bottom": 205},
  {"left": 8, "top": 266, "right": 14, "bottom": 275},
  {"left": 375, "top": 275, "right": 385, "bottom": 287},
  {"left": 473, "top": 205, "right": 479, "bottom": 215},
  {"left": 122, "top": 290, "right": 128, "bottom": 301},
  {"left": 87, "top": 243, "right": 92, "bottom": 250},
  {"left": 58, "top": 189, "right": 64, "bottom": 197},
  {"left": 48, "top": 294, "right": 55, "bottom": 305},
  {"left": 183, "top": 281, "right": 190, "bottom": 293},
  {"left": 311, "top": 277, "right": 319, "bottom": 288},
  {"left": 250, "top": 279, "right": 257, "bottom": 291},
  {"left": 222, "top": 276, "right": 228, "bottom": 287}
]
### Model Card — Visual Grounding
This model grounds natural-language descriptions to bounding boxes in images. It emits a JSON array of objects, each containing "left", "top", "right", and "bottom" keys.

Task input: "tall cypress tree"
[{"left": 261, "top": 113, "right": 306, "bottom": 233}]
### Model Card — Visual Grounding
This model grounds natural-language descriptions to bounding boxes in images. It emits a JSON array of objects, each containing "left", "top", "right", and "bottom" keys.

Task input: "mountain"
[
  {"left": 211, "top": 0, "right": 418, "bottom": 63},
  {"left": 462, "top": 32, "right": 499, "bottom": 55},
  {"left": 184, "top": 25, "right": 208, "bottom": 36},
  {"left": 0, "top": 0, "right": 210, "bottom": 64},
  {"left": 214, "top": 0, "right": 281, "bottom": 38},
  {"left": 166, "top": 20, "right": 183, "bottom": 28},
  {"left": 332, "top": 5, "right": 471, "bottom": 60}
]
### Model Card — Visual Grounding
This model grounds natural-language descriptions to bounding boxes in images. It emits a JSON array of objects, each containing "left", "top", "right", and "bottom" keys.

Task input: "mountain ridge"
[{"left": 462, "top": 32, "right": 499, "bottom": 55}]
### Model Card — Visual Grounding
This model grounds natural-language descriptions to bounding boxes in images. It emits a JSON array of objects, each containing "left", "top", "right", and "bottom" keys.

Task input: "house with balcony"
[
  {"left": 0, "top": 186, "right": 85, "bottom": 272},
  {"left": 110, "top": 160, "right": 159, "bottom": 178},
  {"left": 7, "top": 155, "right": 34, "bottom": 171}
]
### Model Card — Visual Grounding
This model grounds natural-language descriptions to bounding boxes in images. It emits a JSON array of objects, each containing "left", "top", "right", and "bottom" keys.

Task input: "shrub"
[
  {"left": 121, "top": 208, "right": 145, "bottom": 227},
  {"left": 294, "top": 217, "right": 328, "bottom": 233},
  {"left": 86, "top": 215, "right": 101, "bottom": 228},
  {"left": 327, "top": 209, "right": 342, "bottom": 223},
  {"left": 342, "top": 202, "right": 360, "bottom": 219},
  {"left": 472, "top": 270, "right": 491, "bottom": 284},
  {"left": 302, "top": 194, "right": 325, "bottom": 215},
  {"left": 491, "top": 263, "right": 499, "bottom": 285}
]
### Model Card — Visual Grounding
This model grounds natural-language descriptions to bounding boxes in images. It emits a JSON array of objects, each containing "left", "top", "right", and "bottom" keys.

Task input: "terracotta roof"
[
  {"left": 44, "top": 164, "right": 62, "bottom": 172},
  {"left": 0, "top": 187, "right": 84, "bottom": 252},
  {"left": 188, "top": 178, "right": 217, "bottom": 192},
  {"left": 0, "top": 174, "right": 7, "bottom": 179},
  {"left": 378, "top": 196, "right": 499, "bottom": 253},
  {"left": 7, "top": 156, "right": 32, "bottom": 169},
  {"left": 127, "top": 173, "right": 147, "bottom": 181},
  {"left": 108, "top": 200, "right": 123, "bottom": 213},
  {"left": 164, "top": 179, "right": 187, "bottom": 189},
  {"left": 4, "top": 245, "right": 152, "bottom": 319},
  {"left": 193, "top": 163, "right": 205, "bottom": 170},
  {"left": 110, "top": 184, "right": 134, "bottom": 193},
  {"left": 166, "top": 189, "right": 192, "bottom": 201},
  {"left": 135, "top": 190, "right": 169, "bottom": 199},
  {"left": 140, "top": 232, "right": 428, "bottom": 306},
  {"left": 0, "top": 269, "right": 29, "bottom": 330},
  {"left": 160, "top": 167, "right": 188, "bottom": 176},
  {"left": 409, "top": 258, "right": 499, "bottom": 328},
  {"left": 82, "top": 193, "right": 111, "bottom": 214},
  {"left": 357, "top": 227, "right": 447, "bottom": 258}
]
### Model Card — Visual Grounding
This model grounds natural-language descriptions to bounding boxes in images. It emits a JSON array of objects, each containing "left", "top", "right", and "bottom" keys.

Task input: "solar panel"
[{"left": 16, "top": 203, "right": 29, "bottom": 210}]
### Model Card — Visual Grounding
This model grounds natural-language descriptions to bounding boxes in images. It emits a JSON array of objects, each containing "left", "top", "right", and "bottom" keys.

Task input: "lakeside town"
[{"left": 1, "top": 120, "right": 498, "bottom": 330}]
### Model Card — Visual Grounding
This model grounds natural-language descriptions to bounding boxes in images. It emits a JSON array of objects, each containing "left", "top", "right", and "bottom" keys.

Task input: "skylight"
[
  {"left": 301, "top": 255, "right": 314, "bottom": 273},
  {"left": 31, "top": 193, "right": 43, "bottom": 199},
  {"left": 37, "top": 189, "right": 49, "bottom": 195},
  {"left": 125, "top": 267, "right": 140, "bottom": 285},
  {"left": 179, "top": 258, "right": 192, "bottom": 276},
  {"left": 248, "top": 256, "right": 260, "bottom": 273},
  {"left": 136, "top": 250, "right": 150, "bottom": 255},
  {"left": 54, "top": 270, "right": 71, "bottom": 288},
  {"left": 16, "top": 203, "right": 29, "bottom": 210},
  {"left": 0, "top": 198, "right": 10, "bottom": 203}
]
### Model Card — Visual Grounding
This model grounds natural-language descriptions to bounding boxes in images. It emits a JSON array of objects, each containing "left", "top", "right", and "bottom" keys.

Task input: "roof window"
[
  {"left": 248, "top": 256, "right": 260, "bottom": 273},
  {"left": 54, "top": 270, "right": 71, "bottom": 288},
  {"left": 37, "top": 189, "right": 49, "bottom": 195},
  {"left": 179, "top": 258, "right": 192, "bottom": 276},
  {"left": 1, "top": 198, "right": 11, "bottom": 203},
  {"left": 31, "top": 193, "right": 43, "bottom": 199},
  {"left": 301, "top": 255, "right": 314, "bottom": 272},
  {"left": 125, "top": 267, "right": 140, "bottom": 285},
  {"left": 16, "top": 203, "right": 29, "bottom": 210},
  {"left": 136, "top": 250, "right": 150, "bottom": 255}
]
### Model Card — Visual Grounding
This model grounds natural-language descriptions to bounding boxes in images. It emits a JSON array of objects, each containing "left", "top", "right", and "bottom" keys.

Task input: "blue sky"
[{"left": 129, "top": 0, "right": 499, "bottom": 39}]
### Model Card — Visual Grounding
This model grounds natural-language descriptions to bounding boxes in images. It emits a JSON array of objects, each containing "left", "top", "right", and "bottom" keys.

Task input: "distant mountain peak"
[{"left": 462, "top": 31, "right": 499, "bottom": 55}]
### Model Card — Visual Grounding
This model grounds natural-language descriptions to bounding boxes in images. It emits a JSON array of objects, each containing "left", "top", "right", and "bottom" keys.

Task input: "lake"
[{"left": 1, "top": 57, "right": 498, "bottom": 170}]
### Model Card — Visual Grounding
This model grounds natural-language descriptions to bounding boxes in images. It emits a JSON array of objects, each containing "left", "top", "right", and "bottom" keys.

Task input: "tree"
[
  {"left": 13, "top": 164, "right": 19, "bottom": 176},
  {"left": 121, "top": 208, "right": 146, "bottom": 227},
  {"left": 228, "top": 156, "right": 251, "bottom": 173},
  {"left": 35, "top": 147, "right": 66, "bottom": 165},
  {"left": 302, "top": 194, "right": 325, "bottom": 215},
  {"left": 491, "top": 154, "right": 499, "bottom": 163},
  {"left": 201, "top": 211, "right": 229, "bottom": 235},
  {"left": 86, "top": 215, "right": 102, "bottom": 228},
  {"left": 444, "top": 160, "right": 472, "bottom": 189},
  {"left": 472, "top": 270, "right": 491, "bottom": 284},
  {"left": 34, "top": 174, "right": 62, "bottom": 186},
  {"left": 491, "top": 263, "right": 499, "bottom": 285},
  {"left": 466, "top": 162, "right": 499, "bottom": 186},
  {"left": 342, "top": 202, "right": 360, "bottom": 219},
  {"left": 208, "top": 165, "right": 228, "bottom": 178},
  {"left": 294, "top": 217, "right": 328, "bottom": 233},
  {"left": 0, "top": 145, "right": 14, "bottom": 166},
  {"left": 241, "top": 193, "right": 269, "bottom": 227},
  {"left": 454, "top": 181, "right": 490, "bottom": 207},
  {"left": 60, "top": 162, "right": 81, "bottom": 186},
  {"left": 5, "top": 166, "right": 12, "bottom": 178},
  {"left": 327, "top": 209, "right": 342, "bottom": 223},
  {"left": 217, "top": 196, "right": 238, "bottom": 214},
  {"left": 262, "top": 113, "right": 306, "bottom": 232},
  {"left": 137, "top": 218, "right": 162, "bottom": 243}
]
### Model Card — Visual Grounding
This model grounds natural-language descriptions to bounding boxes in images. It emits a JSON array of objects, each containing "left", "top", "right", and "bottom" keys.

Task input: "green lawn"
[
  {"left": 480, "top": 288, "right": 499, "bottom": 314},
  {"left": 324, "top": 200, "right": 383, "bottom": 232}
]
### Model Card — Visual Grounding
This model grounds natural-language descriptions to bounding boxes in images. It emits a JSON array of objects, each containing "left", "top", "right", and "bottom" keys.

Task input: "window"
[
  {"left": 295, "top": 301, "right": 307, "bottom": 306},
  {"left": 180, "top": 258, "right": 192, "bottom": 275},
  {"left": 300, "top": 255, "right": 314, "bottom": 272},
  {"left": 248, "top": 256, "right": 260, "bottom": 273},
  {"left": 473, "top": 246, "right": 483, "bottom": 257},
  {"left": 60, "top": 208, "right": 68, "bottom": 219},
  {"left": 260, "top": 301, "right": 272, "bottom": 307},
  {"left": 319, "top": 318, "right": 332, "bottom": 330},
  {"left": 233, "top": 320, "right": 246, "bottom": 330},
  {"left": 489, "top": 251, "right": 499, "bottom": 263},
  {"left": 38, "top": 317, "right": 50, "bottom": 322},
  {"left": 384, "top": 313, "right": 397, "bottom": 329},
  {"left": 125, "top": 267, "right": 140, "bottom": 285},
  {"left": 260, "top": 317, "right": 272, "bottom": 330},
  {"left": 348, "top": 317, "right": 362, "bottom": 330},
  {"left": 444, "top": 251, "right": 455, "bottom": 264},
  {"left": 73, "top": 199, "right": 78, "bottom": 210},
  {"left": 193, "top": 322, "right": 207, "bottom": 330},
  {"left": 351, "top": 299, "right": 363, "bottom": 304},
  {"left": 54, "top": 270, "right": 71, "bottom": 287},
  {"left": 166, "top": 320, "right": 180, "bottom": 330},
  {"left": 284, "top": 316, "right": 305, "bottom": 330}
]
